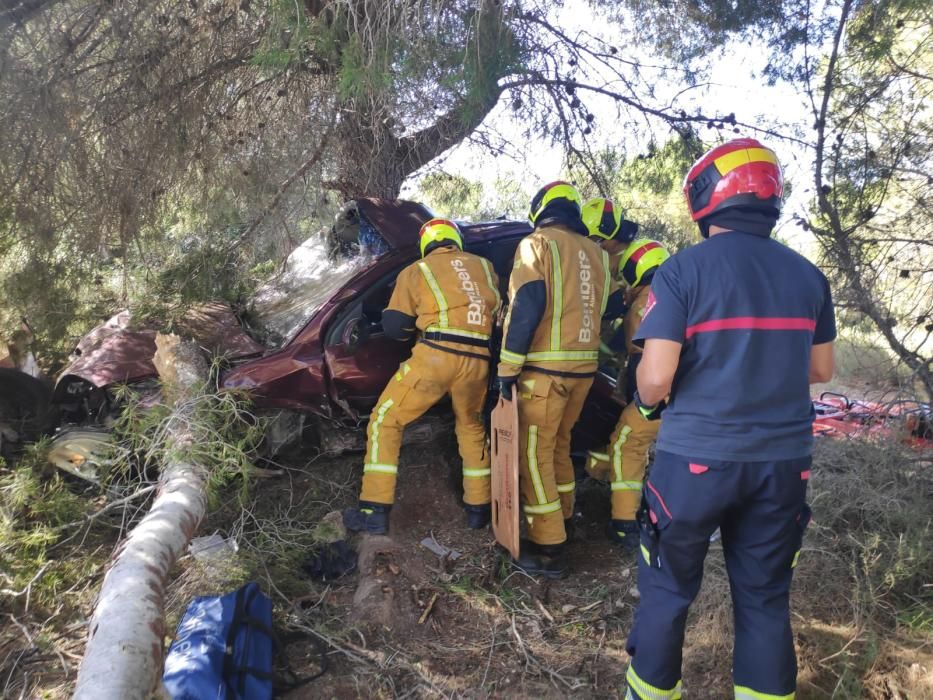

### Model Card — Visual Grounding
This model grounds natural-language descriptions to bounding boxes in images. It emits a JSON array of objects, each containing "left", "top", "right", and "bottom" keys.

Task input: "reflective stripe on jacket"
[
  {"left": 624, "top": 284, "right": 652, "bottom": 356},
  {"left": 386, "top": 246, "right": 500, "bottom": 355},
  {"left": 499, "top": 225, "right": 615, "bottom": 376}
]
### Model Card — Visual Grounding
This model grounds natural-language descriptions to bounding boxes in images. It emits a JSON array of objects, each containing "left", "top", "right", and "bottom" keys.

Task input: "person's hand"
[
  {"left": 634, "top": 391, "right": 666, "bottom": 421},
  {"left": 498, "top": 376, "right": 517, "bottom": 401}
]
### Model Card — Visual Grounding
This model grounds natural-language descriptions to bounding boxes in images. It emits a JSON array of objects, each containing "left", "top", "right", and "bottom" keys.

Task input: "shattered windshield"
[{"left": 247, "top": 236, "right": 374, "bottom": 347}]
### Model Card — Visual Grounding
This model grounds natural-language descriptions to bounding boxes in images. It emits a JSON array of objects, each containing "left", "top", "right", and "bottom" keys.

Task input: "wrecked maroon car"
[
  {"left": 54, "top": 199, "right": 622, "bottom": 455},
  {"left": 220, "top": 199, "right": 623, "bottom": 454}
]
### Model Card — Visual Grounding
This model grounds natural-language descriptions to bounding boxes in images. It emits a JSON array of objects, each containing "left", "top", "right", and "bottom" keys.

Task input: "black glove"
[
  {"left": 634, "top": 391, "right": 666, "bottom": 421},
  {"left": 498, "top": 375, "right": 517, "bottom": 401}
]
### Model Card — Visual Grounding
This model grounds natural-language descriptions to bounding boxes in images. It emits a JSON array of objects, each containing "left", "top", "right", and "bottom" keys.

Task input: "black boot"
[
  {"left": 343, "top": 502, "right": 390, "bottom": 535},
  {"left": 512, "top": 539, "right": 567, "bottom": 579},
  {"left": 465, "top": 503, "right": 491, "bottom": 529},
  {"left": 563, "top": 517, "right": 575, "bottom": 540},
  {"left": 608, "top": 519, "right": 639, "bottom": 551}
]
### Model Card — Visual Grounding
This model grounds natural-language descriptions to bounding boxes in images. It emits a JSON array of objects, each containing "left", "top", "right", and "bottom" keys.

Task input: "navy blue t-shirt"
[{"left": 634, "top": 231, "right": 836, "bottom": 461}]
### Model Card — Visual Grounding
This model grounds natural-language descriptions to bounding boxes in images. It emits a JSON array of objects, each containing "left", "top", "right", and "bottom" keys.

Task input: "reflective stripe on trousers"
[
  {"left": 370, "top": 399, "right": 395, "bottom": 463},
  {"left": 612, "top": 424, "right": 633, "bottom": 482},
  {"left": 626, "top": 665, "right": 683, "bottom": 700},
  {"left": 734, "top": 686, "right": 795, "bottom": 700},
  {"left": 360, "top": 345, "right": 490, "bottom": 506},
  {"left": 516, "top": 373, "right": 593, "bottom": 545},
  {"left": 363, "top": 463, "right": 398, "bottom": 475}
]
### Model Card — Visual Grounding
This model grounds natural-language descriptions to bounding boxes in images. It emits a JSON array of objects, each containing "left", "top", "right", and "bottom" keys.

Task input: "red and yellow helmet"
[
  {"left": 528, "top": 180, "right": 582, "bottom": 225},
  {"left": 419, "top": 218, "right": 463, "bottom": 258},
  {"left": 619, "top": 238, "right": 670, "bottom": 287},
  {"left": 581, "top": 197, "right": 621, "bottom": 240},
  {"left": 683, "top": 138, "right": 783, "bottom": 223}
]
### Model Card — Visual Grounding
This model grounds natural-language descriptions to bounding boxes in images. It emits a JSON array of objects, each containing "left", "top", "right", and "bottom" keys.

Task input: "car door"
[
  {"left": 322, "top": 260, "right": 416, "bottom": 417},
  {"left": 322, "top": 233, "right": 519, "bottom": 420}
]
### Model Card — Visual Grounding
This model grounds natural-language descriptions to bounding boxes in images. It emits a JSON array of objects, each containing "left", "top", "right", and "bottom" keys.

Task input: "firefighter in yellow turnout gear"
[
  {"left": 497, "top": 182, "right": 627, "bottom": 578},
  {"left": 344, "top": 219, "right": 501, "bottom": 535},
  {"left": 581, "top": 196, "right": 640, "bottom": 271},
  {"left": 586, "top": 239, "right": 671, "bottom": 548}
]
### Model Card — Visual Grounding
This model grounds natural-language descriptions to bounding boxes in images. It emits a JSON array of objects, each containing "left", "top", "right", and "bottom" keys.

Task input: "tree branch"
[
  {"left": 0, "top": 0, "right": 64, "bottom": 31},
  {"left": 227, "top": 117, "right": 335, "bottom": 252}
]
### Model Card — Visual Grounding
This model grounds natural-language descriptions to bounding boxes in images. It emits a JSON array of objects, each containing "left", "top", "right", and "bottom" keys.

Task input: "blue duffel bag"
[{"left": 162, "top": 582, "right": 324, "bottom": 700}]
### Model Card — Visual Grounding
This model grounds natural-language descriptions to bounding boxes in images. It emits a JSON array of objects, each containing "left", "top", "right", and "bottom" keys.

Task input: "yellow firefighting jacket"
[
  {"left": 608, "top": 250, "right": 624, "bottom": 280},
  {"left": 385, "top": 246, "right": 500, "bottom": 357},
  {"left": 498, "top": 224, "right": 618, "bottom": 377},
  {"left": 623, "top": 284, "right": 652, "bottom": 356}
]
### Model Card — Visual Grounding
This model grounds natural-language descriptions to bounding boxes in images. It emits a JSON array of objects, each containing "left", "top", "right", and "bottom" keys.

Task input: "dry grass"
[
  {"left": 1, "top": 426, "right": 930, "bottom": 698},
  {"left": 679, "top": 433, "right": 933, "bottom": 699}
]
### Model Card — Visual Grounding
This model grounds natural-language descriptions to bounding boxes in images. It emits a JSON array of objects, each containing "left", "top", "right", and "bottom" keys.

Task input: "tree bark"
[{"left": 73, "top": 334, "right": 210, "bottom": 700}]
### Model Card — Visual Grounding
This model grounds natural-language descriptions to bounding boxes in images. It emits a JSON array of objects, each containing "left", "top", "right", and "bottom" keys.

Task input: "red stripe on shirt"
[{"left": 685, "top": 317, "right": 817, "bottom": 339}]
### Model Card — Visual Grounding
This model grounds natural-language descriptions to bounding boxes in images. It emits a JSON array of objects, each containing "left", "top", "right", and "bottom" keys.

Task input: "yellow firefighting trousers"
[
  {"left": 586, "top": 402, "right": 660, "bottom": 521},
  {"left": 517, "top": 372, "right": 593, "bottom": 546},
  {"left": 359, "top": 343, "right": 490, "bottom": 507}
]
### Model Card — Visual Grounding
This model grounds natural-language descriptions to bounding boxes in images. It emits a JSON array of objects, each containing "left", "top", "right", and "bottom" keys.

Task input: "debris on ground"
[
  {"left": 302, "top": 541, "right": 357, "bottom": 581},
  {"left": 420, "top": 532, "right": 462, "bottom": 561},
  {"left": 47, "top": 428, "right": 119, "bottom": 483},
  {"left": 315, "top": 510, "right": 348, "bottom": 544},
  {"left": 189, "top": 533, "right": 239, "bottom": 562}
]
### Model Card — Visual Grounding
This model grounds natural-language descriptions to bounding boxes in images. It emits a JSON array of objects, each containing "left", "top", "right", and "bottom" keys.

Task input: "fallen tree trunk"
[{"left": 73, "top": 334, "right": 210, "bottom": 700}]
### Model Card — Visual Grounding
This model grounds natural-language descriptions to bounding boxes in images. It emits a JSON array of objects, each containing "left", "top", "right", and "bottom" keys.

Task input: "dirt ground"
[
  {"left": 2, "top": 416, "right": 930, "bottom": 699},
  {"left": 197, "top": 420, "right": 931, "bottom": 699},
  {"left": 257, "top": 429, "right": 653, "bottom": 699}
]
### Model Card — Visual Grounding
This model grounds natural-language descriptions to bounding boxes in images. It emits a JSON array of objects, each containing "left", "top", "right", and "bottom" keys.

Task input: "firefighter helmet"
[
  {"left": 528, "top": 181, "right": 583, "bottom": 225},
  {"left": 418, "top": 218, "right": 463, "bottom": 258},
  {"left": 582, "top": 197, "right": 622, "bottom": 240},
  {"left": 683, "top": 138, "right": 783, "bottom": 223},
  {"left": 619, "top": 238, "right": 670, "bottom": 287}
]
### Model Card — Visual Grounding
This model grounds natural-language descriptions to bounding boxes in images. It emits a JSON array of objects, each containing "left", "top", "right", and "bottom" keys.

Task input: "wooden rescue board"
[{"left": 491, "top": 386, "right": 520, "bottom": 559}]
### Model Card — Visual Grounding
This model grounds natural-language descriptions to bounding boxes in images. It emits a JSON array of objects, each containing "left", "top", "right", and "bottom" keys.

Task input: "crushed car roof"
[{"left": 357, "top": 198, "right": 532, "bottom": 249}]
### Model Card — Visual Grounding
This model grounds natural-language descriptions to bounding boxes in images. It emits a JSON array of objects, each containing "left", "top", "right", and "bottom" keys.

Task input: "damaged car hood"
[{"left": 55, "top": 303, "right": 263, "bottom": 398}]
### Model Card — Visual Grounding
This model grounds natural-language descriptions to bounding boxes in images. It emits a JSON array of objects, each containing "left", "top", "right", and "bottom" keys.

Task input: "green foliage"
[
  {"left": 419, "top": 173, "right": 484, "bottom": 220},
  {"left": 337, "top": 34, "right": 395, "bottom": 102},
  {"left": 109, "top": 380, "right": 266, "bottom": 506},
  {"left": 0, "top": 244, "right": 122, "bottom": 370},
  {"left": 0, "top": 377, "right": 265, "bottom": 619},
  {"left": 571, "top": 131, "right": 705, "bottom": 251},
  {"left": 417, "top": 171, "right": 527, "bottom": 221},
  {"left": 134, "top": 235, "right": 253, "bottom": 321},
  {"left": 612, "top": 133, "right": 705, "bottom": 252},
  {"left": 806, "top": 0, "right": 932, "bottom": 396},
  {"left": 0, "top": 442, "right": 94, "bottom": 613},
  {"left": 251, "top": 0, "right": 318, "bottom": 71},
  {"left": 593, "top": 0, "right": 793, "bottom": 67}
]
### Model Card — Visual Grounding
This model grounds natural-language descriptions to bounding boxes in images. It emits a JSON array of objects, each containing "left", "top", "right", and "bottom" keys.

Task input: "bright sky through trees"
[{"left": 405, "top": 1, "right": 817, "bottom": 249}]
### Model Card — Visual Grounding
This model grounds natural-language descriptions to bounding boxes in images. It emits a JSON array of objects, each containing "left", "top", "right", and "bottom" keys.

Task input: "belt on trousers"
[
  {"left": 419, "top": 339, "right": 490, "bottom": 362},
  {"left": 422, "top": 330, "right": 490, "bottom": 348}
]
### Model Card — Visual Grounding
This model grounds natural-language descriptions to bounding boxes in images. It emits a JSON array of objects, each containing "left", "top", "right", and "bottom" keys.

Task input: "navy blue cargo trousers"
[{"left": 624, "top": 450, "right": 812, "bottom": 700}]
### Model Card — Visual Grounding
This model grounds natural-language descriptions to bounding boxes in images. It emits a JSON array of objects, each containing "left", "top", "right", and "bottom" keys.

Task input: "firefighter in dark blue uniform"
[{"left": 623, "top": 138, "right": 837, "bottom": 700}]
